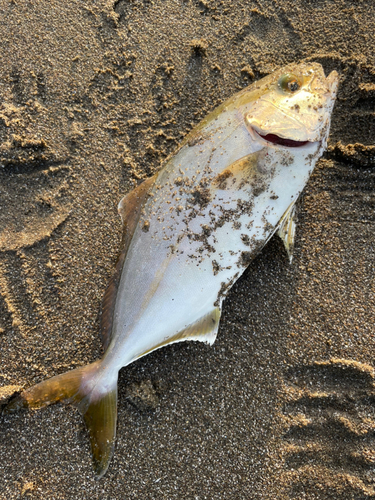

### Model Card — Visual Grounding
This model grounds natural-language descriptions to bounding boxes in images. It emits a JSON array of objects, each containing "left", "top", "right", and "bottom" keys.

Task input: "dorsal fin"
[
  {"left": 100, "top": 175, "right": 156, "bottom": 352},
  {"left": 135, "top": 307, "right": 222, "bottom": 360}
]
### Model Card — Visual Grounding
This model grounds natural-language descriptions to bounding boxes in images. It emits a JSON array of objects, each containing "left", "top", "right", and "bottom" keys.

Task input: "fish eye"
[{"left": 278, "top": 73, "right": 302, "bottom": 93}]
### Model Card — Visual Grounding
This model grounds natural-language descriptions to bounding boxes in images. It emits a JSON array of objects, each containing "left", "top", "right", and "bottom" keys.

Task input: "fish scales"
[{"left": 4, "top": 62, "right": 339, "bottom": 478}]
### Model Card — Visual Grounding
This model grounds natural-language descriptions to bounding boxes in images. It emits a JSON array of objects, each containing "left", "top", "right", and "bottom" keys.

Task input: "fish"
[{"left": 4, "top": 62, "right": 339, "bottom": 478}]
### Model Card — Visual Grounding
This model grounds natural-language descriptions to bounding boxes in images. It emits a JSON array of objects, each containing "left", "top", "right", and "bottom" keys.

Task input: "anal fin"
[
  {"left": 171, "top": 307, "right": 222, "bottom": 346},
  {"left": 136, "top": 307, "right": 222, "bottom": 359}
]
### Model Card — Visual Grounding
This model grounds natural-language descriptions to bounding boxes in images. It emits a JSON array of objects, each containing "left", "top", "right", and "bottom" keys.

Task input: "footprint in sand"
[
  {"left": 281, "top": 359, "right": 375, "bottom": 499},
  {"left": 0, "top": 96, "right": 71, "bottom": 252},
  {"left": 0, "top": 73, "right": 73, "bottom": 342}
]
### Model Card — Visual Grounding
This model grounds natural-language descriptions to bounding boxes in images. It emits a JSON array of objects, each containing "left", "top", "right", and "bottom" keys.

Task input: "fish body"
[
  {"left": 106, "top": 62, "right": 338, "bottom": 368},
  {"left": 5, "top": 62, "right": 339, "bottom": 478}
]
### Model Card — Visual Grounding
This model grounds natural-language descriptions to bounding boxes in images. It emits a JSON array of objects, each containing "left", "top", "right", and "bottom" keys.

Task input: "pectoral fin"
[
  {"left": 213, "top": 152, "right": 260, "bottom": 191},
  {"left": 277, "top": 201, "right": 296, "bottom": 263},
  {"left": 100, "top": 175, "right": 156, "bottom": 352}
]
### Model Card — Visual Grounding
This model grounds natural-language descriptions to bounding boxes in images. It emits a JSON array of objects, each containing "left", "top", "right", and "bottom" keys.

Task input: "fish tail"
[{"left": 4, "top": 361, "right": 118, "bottom": 479}]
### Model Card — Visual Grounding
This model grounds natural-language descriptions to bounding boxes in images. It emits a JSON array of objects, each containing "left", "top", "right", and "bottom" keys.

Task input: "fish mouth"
[
  {"left": 251, "top": 127, "right": 311, "bottom": 148},
  {"left": 257, "top": 131, "right": 309, "bottom": 148},
  {"left": 248, "top": 125, "right": 319, "bottom": 148}
]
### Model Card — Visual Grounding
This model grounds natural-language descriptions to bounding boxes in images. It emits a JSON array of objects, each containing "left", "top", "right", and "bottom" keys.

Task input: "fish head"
[{"left": 243, "top": 62, "right": 339, "bottom": 150}]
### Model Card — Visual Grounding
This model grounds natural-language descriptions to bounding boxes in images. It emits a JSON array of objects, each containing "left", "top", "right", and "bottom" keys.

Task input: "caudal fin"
[{"left": 4, "top": 361, "right": 117, "bottom": 479}]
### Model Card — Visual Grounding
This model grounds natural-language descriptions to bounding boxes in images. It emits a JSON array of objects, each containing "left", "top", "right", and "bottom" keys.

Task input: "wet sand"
[{"left": 0, "top": 0, "right": 374, "bottom": 498}]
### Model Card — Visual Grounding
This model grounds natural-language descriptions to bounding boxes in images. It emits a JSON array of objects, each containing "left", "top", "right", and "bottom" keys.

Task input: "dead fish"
[{"left": 4, "top": 62, "right": 339, "bottom": 478}]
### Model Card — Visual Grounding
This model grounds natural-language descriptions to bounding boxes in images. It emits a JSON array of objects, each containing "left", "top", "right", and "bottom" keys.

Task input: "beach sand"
[{"left": 0, "top": 0, "right": 374, "bottom": 498}]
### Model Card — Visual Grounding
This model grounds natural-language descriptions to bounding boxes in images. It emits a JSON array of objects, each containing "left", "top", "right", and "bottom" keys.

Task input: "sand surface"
[{"left": 0, "top": 0, "right": 374, "bottom": 498}]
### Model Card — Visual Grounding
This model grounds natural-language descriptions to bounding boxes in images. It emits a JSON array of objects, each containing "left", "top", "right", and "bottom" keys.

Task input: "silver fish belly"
[{"left": 5, "top": 62, "right": 339, "bottom": 478}]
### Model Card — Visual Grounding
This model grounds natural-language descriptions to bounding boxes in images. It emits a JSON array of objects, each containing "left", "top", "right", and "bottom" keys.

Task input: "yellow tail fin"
[{"left": 4, "top": 361, "right": 117, "bottom": 479}]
